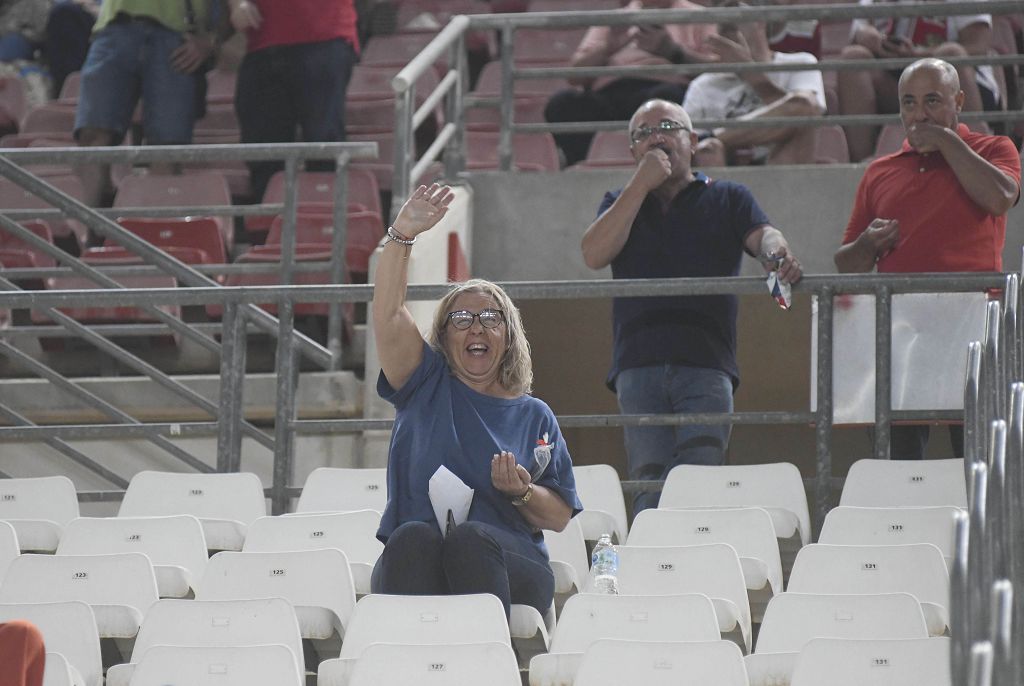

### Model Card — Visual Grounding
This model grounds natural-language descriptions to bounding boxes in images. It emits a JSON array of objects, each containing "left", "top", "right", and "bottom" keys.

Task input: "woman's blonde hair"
[{"left": 428, "top": 279, "right": 533, "bottom": 396}]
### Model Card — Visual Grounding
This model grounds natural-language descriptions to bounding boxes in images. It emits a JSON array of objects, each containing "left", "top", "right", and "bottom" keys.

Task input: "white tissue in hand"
[{"left": 428, "top": 465, "right": 474, "bottom": 538}]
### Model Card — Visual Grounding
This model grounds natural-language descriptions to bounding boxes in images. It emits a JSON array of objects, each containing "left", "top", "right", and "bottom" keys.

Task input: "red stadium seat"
[
  {"left": 57, "top": 71, "right": 81, "bottom": 104},
  {"left": 472, "top": 60, "right": 570, "bottom": 99},
  {"left": 267, "top": 210, "right": 384, "bottom": 278},
  {"left": 19, "top": 103, "right": 76, "bottom": 138},
  {"left": 526, "top": 0, "right": 622, "bottom": 10},
  {"left": 511, "top": 28, "right": 586, "bottom": 65},
  {"left": 465, "top": 131, "right": 560, "bottom": 171},
  {"left": 574, "top": 129, "right": 634, "bottom": 169},
  {"left": 32, "top": 246, "right": 181, "bottom": 326},
  {"left": 112, "top": 217, "right": 226, "bottom": 268},
  {"left": 0, "top": 76, "right": 27, "bottom": 133},
  {"left": 465, "top": 96, "right": 548, "bottom": 131},
  {"left": 0, "top": 175, "right": 88, "bottom": 250},
  {"left": 0, "top": 219, "right": 57, "bottom": 269},
  {"left": 814, "top": 125, "right": 851, "bottom": 164},
  {"left": 114, "top": 171, "right": 235, "bottom": 250},
  {"left": 873, "top": 123, "right": 906, "bottom": 158},
  {"left": 246, "top": 169, "right": 382, "bottom": 234},
  {"left": 205, "top": 69, "right": 237, "bottom": 106},
  {"left": 360, "top": 32, "right": 446, "bottom": 72}
]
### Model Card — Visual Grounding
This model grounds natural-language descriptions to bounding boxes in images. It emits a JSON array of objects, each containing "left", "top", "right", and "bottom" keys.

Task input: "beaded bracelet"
[{"left": 385, "top": 226, "right": 417, "bottom": 246}]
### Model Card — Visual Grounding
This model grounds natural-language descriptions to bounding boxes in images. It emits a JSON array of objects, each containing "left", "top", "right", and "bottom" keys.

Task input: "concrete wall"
[{"left": 463, "top": 164, "right": 1024, "bottom": 483}]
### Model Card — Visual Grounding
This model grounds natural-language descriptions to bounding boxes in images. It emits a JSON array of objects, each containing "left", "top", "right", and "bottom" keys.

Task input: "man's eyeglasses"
[
  {"left": 446, "top": 309, "right": 505, "bottom": 330},
  {"left": 630, "top": 120, "right": 690, "bottom": 145}
]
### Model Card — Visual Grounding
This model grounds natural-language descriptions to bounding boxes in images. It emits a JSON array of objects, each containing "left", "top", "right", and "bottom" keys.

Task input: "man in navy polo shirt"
[{"left": 582, "top": 98, "right": 803, "bottom": 513}]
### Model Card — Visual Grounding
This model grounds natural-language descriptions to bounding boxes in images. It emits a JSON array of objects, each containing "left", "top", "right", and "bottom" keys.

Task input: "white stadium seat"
[
  {"left": 543, "top": 516, "right": 589, "bottom": 598},
  {"left": 839, "top": 458, "right": 967, "bottom": 508},
  {"left": 0, "top": 520, "right": 19, "bottom": 582},
  {"left": 747, "top": 592, "right": 930, "bottom": 686},
  {"left": 42, "top": 651, "right": 77, "bottom": 686},
  {"left": 659, "top": 463, "right": 810, "bottom": 577},
  {"left": 615, "top": 543, "right": 752, "bottom": 652},
  {"left": 348, "top": 641, "right": 521, "bottom": 686},
  {"left": 574, "top": 639, "right": 749, "bottom": 686},
  {"left": 819, "top": 506, "right": 960, "bottom": 568},
  {"left": 0, "top": 476, "right": 80, "bottom": 552},
  {"left": 198, "top": 548, "right": 355, "bottom": 641},
  {"left": 0, "top": 601, "right": 103, "bottom": 686},
  {"left": 119, "top": 471, "right": 267, "bottom": 552},
  {"left": 243, "top": 511, "right": 383, "bottom": 596},
  {"left": 295, "top": 468, "right": 387, "bottom": 514},
  {"left": 571, "top": 465, "right": 629, "bottom": 544},
  {"left": 0, "top": 552, "right": 158, "bottom": 638},
  {"left": 106, "top": 597, "right": 305, "bottom": 686},
  {"left": 786, "top": 544, "right": 950, "bottom": 635},
  {"left": 790, "top": 637, "right": 952, "bottom": 686},
  {"left": 317, "top": 593, "right": 510, "bottom": 686},
  {"left": 57, "top": 515, "right": 208, "bottom": 598},
  {"left": 529, "top": 593, "right": 720, "bottom": 686},
  {"left": 628, "top": 507, "right": 782, "bottom": 620},
  {"left": 126, "top": 644, "right": 303, "bottom": 686}
]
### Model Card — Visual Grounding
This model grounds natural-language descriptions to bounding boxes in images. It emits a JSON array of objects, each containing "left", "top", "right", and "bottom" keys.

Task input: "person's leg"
[
  {"left": 544, "top": 87, "right": 605, "bottom": 167},
  {"left": 836, "top": 43, "right": 886, "bottom": 162},
  {"left": 139, "top": 25, "right": 198, "bottom": 146},
  {"left": 442, "top": 521, "right": 554, "bottom": 618},
  {"left": 0, "top": 620, "right": 46, "bottom": 686},
  {"left": 370, "top": 521, "right": 447, "bottom": 595},
  {"left": 889, "top": 425, "right": 929, "bottom": 460},
  {"left": 74, "top": 22, "right": 141, "bottom": 205},
  {"left": 616, "top": 365, "right": 676, "bottom": 515},
  {"left": 292, "top": 38, "right": 357, "bottom": 176},
  {"left": 948, "top": 424, "right": 965, "bottom": 459},
  {"left": 665, "top": 364, "right": 734, "bottom": 467},
  {"left": 235, "top": 47, "right": 295, "bottom": 200},
  {"left": 44, "top": 1, "right": 97, "bottom": 98}
]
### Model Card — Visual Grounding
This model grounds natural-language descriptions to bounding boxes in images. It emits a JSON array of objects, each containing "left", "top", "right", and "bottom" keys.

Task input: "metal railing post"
[
  {"left": 874, "top": 285, "right": 892, "bottom": 459},
  {"left": 970, "top": 641, "right": 994, "bottom": 686},
  {"left": 216, "top": 302, "right": 248, "bottom": 472},
  {"left": 990, "top": 580, "right": 1013, "bottom": 686},
  {"left": 498, "top": 24, "right": 515, "bottom": 171},
  {"left": 984, "top": 301, "right": 1003, "bottom": 424},
  {"left": 392, "top": 87, "right": 415, "bottom": 222},
  {"left": 969, "top": 460, "right": 990, "bottom": 643},
  {"left": 814, "top": 288, "right": 834, "bottom": 537},
  {"left": 327, "top": 153, "right": 351, "bottom": 370},
  {"left": 951, "top": 509, "right": 971, "bottom": 686},
  {"left": 1002, "top": 274, "right": 1019, "bottom": 386},
  {"left": 986, "top": 420, "right": 1007, "bottom": 582},
  {"left": 271, "top": 297, "right": 298, "bottom": 515},
  {"left": 444, "top": 32, "right": 467, "bottom": 178},
  {"left": 965, "top": 341, "right": 985, "bottom": 477}
]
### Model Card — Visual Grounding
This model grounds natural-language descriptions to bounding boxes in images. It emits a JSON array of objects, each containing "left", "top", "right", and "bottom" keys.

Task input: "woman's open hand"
[
  {"left": 491, "top": 450, "right": 531, "bottom": 498},
  {"left": 392, "top": 184, "right": 455, "bottom": 238}
]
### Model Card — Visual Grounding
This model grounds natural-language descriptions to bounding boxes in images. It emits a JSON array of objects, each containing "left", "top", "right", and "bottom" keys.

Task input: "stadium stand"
[{"left": 0, "top": 2, "right": 1020, "bottom": 685}]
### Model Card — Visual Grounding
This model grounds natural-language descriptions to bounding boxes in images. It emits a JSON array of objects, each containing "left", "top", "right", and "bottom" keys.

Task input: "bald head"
[
  {"left": 629, "top": 99, "right": 693, "bottom": 133},
  {"left": 898, "top": 58, "right": 960, "bottom": 94}
]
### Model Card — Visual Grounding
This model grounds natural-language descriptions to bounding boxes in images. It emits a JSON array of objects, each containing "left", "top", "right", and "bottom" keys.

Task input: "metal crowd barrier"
[
  {"left": 954, "top": 268, "right": 1023, "bottom": 686},
  {"left": 388, "top": 0, "right": 1024, "bottom": 208}
]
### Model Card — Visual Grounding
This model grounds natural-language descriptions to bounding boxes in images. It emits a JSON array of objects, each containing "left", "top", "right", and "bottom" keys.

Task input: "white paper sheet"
[{"left": 428, "top": 465, "right": 474, "bottom": 538}]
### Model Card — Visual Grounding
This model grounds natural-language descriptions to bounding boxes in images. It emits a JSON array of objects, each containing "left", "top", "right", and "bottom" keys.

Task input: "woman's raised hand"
[{"left": 392, "top": 184, "right": 455, "bottom": 238}]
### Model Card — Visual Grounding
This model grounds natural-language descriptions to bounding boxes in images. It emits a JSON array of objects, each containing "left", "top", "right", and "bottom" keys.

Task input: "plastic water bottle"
[{"left": 589, "top": 533, "right": 619, "bottom": 594}]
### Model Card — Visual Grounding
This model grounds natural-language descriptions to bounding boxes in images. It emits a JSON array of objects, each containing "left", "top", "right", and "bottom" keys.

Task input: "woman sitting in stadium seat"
[{"left": 369, "top": 184, "right": 582, "bottom": 619}]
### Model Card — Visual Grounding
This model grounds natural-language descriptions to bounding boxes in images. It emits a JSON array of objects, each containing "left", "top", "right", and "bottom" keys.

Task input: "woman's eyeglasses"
[
  {"left": 630, "top": 120, "right": 690, "bottom": 145},
  {"left": 446, "top": 309, "right": 505, "bottom": 330}
]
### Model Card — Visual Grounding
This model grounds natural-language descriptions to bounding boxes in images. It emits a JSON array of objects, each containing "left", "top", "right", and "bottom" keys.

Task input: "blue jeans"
[
  {"left": 235, "top": 37, "right": 356, "bottom": 200},
  {"left": 370, "top": 521, "right": 554, "bottom": 618},
  {"left": 74, "top": 19, "right": 197, "bottom": 144},
  {"left": 616, "top": 364, "right": 734, "bottom": 514}
]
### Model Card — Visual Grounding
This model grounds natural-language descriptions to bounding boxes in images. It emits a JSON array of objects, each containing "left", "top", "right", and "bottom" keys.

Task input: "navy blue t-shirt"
[
  {"left": 377, "top": 342, "right": 583, "bottom": 557},
  {"left": 599, "top": 172, "right": 770, "bottom": 390}
]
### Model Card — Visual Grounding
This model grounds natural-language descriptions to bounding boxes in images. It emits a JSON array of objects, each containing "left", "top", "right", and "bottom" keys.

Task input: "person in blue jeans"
[
  {"left": 582, "top": 98, "right": 803, "bottom": 514},
  {"left": 73, "top": 0, "right": 220, "bottom": 206},
  {"left": 370, "top": 184, "right": 582, "bottom": 619}
]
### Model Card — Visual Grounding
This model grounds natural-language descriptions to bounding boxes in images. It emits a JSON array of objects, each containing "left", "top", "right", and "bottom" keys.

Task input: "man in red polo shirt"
[{"left": 835, "top": 57, "right": 1021, "bottom": 459}]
